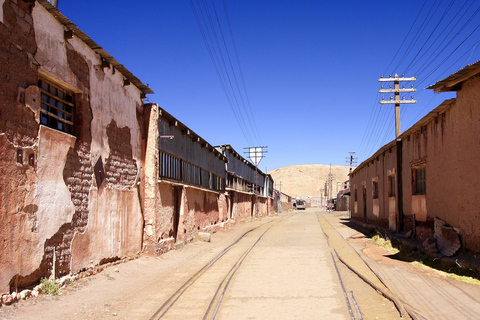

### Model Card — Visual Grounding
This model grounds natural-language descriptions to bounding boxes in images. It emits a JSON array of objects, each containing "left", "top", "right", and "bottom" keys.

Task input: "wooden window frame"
[{"left": 412, "top": 166, "right": 426, "bottom": 195}]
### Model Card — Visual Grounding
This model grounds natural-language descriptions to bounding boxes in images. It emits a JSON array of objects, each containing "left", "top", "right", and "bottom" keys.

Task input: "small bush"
[{"left": 40, "top": 278, "right": 59, "bottom": 295}]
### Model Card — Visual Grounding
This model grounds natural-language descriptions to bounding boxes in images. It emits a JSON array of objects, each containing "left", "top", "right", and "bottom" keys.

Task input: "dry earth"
[{"left": 268, "top": 164, "right": 351, "bottom": 198}]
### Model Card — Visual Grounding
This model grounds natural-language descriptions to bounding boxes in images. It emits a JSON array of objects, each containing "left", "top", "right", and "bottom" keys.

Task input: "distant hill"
[{"left": 268, "top": 164, "right": 351, "bottom": 198}]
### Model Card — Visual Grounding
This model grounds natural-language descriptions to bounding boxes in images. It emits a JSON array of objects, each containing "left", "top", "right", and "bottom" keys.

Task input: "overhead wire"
[
  {"left": 189, "top": 0, "right": 262, "bottom": 147},
  {"left": 188, "top": 0, "right": 253, "bottom": 144},
  {"left": 357, "top": 0, "right": 480, "bottom": 163},
  {"left": 220, "top": 0, "right": 263, "bottom": 145}
]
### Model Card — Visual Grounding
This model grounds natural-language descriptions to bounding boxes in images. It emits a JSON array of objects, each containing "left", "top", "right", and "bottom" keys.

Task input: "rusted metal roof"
[
  {"left": 37, "top": 0, "right": 153, "bottom": 95},
  {"left": 427, "top": 60, "right": 480, "bottom": 93}
]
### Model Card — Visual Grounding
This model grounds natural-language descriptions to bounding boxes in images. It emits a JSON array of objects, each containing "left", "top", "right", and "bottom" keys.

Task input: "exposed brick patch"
[
  {"left": 104, "top": 120, "right": 138, "bottom": 188},
  {"left": 0, "top": 0, "right": 38, "bottom": 147}
]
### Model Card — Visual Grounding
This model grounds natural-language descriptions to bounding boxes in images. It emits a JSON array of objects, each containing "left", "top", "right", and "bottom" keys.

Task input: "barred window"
[
  {"left": 413, "top": 166, "right": 426, "bottom": 195},
  {"left": 38, "top": 79, "right": 74, "bottom": 135},
  {"left": 159, "top": 151, "right": 225, "bottom": 192}
]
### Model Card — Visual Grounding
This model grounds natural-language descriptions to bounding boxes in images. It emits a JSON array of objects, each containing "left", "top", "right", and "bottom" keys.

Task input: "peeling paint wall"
[{"left": 0, "top": 1, "right": 145, "bottom": 294}]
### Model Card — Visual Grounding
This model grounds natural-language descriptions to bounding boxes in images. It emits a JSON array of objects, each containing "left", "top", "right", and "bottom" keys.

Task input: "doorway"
[
  {"left": 172, "top": 186, "right": 182, "bottom": 241},
  {"left": 362, "top": 185, "right": 367, "bottom": 222}
]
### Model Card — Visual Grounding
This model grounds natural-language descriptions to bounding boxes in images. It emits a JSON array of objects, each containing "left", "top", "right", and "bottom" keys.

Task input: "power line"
[{"left": 189, "top": 0, "right": 262, "bottom": 146}]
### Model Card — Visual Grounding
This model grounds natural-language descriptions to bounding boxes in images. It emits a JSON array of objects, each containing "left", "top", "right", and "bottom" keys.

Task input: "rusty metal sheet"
[{"left": 435, "top": 218, "right": 461, "bottom": 256}]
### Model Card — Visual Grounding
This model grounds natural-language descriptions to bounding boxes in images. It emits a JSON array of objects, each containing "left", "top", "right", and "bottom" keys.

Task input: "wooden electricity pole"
[
  {"left": 378, "top": 74, "right": 416, "bottom": 232},
  {"left": 378, "top": 74, "right": 417, "bottom": 137}
]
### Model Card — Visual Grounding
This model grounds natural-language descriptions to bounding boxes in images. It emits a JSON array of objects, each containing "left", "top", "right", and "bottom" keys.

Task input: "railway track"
[
  {"left": 317, "top": 211, "right": 427, "bottom": 320},
  {"left": 150, "top": 210, "right": 427, "bottom": 319},
  {"left": 149, "top": 219, "right": 281, "bottom": 320}
]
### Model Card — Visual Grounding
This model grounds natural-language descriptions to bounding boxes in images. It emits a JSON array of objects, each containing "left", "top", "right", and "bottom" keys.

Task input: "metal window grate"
[
  {"left": 38, "top": 79, "right": 74, "bottom": 134},
  {"left": 159, "top": 151, "right": 225, "bottom": 192}
]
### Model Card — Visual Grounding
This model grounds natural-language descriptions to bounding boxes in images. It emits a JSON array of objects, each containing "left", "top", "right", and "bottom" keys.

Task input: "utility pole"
[
  {"left": 379, "top": 74, "right": 415, "bottom": 233},
  {"left": 326, "top": 164, "right": 335, "bottom": 211},
  {"left": 379, "top": 74, "right": 417, "bottom": 138},
  {"left": 346, "top": 152, "right": 357, "bottom": 173},
  {"left": 244, "top": 146, "right": 268, "bottom": 216}
]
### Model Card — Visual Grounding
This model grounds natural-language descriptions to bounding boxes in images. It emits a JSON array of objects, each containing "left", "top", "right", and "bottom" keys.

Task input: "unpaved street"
[{"left": 2, "top": 209, "right": 480, "bottom": 319}]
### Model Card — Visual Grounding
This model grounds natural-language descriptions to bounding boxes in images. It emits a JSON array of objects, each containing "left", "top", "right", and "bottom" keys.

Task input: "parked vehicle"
[{"left": 296, "top": 200, "right": 306, "bottom": 210}]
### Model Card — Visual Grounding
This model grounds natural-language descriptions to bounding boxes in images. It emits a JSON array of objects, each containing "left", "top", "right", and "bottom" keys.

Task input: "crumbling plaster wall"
[
  {"left": 32, "top": 5, "right": 146, "bottom": 272},
  {"left": 0, "top": 0, "right": 44, "bottom": 295},
  {"left": 0, "top": 1, "right": 144, "bottom": 294}
]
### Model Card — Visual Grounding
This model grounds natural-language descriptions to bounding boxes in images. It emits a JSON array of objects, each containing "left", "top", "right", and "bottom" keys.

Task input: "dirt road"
[{"left": 2, "top": 209, "right": 480, "bottom": 319}]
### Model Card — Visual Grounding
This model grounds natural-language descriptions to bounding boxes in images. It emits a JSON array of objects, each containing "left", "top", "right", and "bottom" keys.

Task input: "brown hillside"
[{"left": 268, "top": 164, "right": 351, "bottom": 198}]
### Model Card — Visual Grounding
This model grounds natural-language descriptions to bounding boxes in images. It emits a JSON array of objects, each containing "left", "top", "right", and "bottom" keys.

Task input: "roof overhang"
[
  {"left": 37, "top": 0, "right": 153, "bottom": 95},
  {"left": 427, "top": 60, "right": 480, "bottom": 93}
]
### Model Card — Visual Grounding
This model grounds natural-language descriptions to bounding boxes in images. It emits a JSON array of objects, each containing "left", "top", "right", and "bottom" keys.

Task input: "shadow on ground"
[{"left": 339, "top": 220, "right": 480, "bottom": 281}]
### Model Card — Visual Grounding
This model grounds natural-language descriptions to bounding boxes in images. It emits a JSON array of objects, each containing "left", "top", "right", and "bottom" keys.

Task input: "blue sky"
[{"left": 58, "top": 1, "right": 479, "bottom": 171}]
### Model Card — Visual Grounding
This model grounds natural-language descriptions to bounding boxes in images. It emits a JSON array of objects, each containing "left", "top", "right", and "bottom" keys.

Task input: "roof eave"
[{"left": 37, "top": 0, "right": 153, "bottom": 95}]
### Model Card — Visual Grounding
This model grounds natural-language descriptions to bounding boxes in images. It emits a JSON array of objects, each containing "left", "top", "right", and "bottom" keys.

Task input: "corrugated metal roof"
[
  {"left": 427, "top": 59, "right": 480, "bottom": 93},
  {"left": 37, "top": 0, "right": 153, "bottom": 95}
]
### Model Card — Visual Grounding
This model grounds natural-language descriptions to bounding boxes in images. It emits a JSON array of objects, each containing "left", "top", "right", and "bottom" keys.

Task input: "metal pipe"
[{"left": 50, "top": 0, "right": 59, "bottom": 8}]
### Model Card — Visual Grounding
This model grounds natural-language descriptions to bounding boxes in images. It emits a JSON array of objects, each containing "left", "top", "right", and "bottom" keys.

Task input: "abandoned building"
[
  {"left": 142, "top": 105, "right": 230, "bottom": 255},
  {"left": 0, "top": 0, "right": 276, "bottom": 296},
  {"left": 350, "top": 60, "right": 480, "bottom": 254},
  {"left": 216, "top": 144, "right": 274, "bottom": 219}
]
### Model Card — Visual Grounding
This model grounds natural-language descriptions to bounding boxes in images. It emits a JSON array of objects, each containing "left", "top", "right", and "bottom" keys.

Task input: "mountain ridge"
[{"left": 268, "top": 164, "right": 351, "bottom": 198}]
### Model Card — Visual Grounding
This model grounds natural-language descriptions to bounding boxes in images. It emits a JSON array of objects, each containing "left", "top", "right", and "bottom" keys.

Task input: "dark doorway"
[
  {"left": 251, "top": 196, "right": 255, "bottom": 216},
  {"left": 172, "top": 186, "right": 182, "bottom": 241},
  {"left": 229, "top": 193, "right": 235, "bottom": 219},
  {"left": 362, "top": 186, "right": 367, "bottom": 222}
]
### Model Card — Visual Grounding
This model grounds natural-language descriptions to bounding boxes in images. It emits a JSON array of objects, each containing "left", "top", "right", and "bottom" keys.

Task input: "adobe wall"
[
  {"left": 0, "top": 1, "right": 144, "bottom": 294},
  {"left": 403, "top": 76, "right": 480, "bottom": 251},
  {"left": 228, "top": 192, "right": 253, "bottom": 221},
  {"left": 350, "top": 146, "right": 397, "bottom": 229}
]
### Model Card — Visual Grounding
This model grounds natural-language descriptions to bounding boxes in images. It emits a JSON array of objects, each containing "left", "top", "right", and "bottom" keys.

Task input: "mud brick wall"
[
  {"left": 0, "top": 0, "right": 38, "bottom": 147},
  {"left": 105, "top": 120, "right": 138, "bottom": 188}
]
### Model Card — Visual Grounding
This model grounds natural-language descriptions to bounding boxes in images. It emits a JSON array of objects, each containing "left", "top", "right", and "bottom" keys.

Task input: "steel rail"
[
  {"left": 150, "top": 218, "right": 280, "bottom": 320},
  {"left": 204, "top": 225, "right": 275, "bottom": 320},
  {"left": 331, "top": 252, "right": 356, "bottom": 320},
  {"left": 350, "top": 291, "right": 363, "bottom": 320}
]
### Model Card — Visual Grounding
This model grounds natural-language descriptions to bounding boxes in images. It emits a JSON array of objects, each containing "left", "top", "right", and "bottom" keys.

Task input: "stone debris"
[
  {"left": 198, "top": 232, "right": 212, "bottom": 242},
  {"left": 1, "top": 294, "right": 15, "bottom": 305}
]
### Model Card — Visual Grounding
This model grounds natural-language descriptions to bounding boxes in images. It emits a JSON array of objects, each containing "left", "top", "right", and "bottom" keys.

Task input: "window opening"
[
  {"left": 38, "top": 79, "right": 74, "bottom": 135},
  {"left": 388, "top": 175, "right": 396, "bottom": 197},
  {"left": 413, "top": 166, "right": 426, "bottom": 195},
  {"left": 373, "top": 181, "right": 379, "bottom": 199}
]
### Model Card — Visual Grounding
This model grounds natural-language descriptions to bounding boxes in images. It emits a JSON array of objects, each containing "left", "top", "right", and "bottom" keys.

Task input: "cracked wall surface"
[{"left": 0, "top": 0, "right": 144, "bottom": 294}]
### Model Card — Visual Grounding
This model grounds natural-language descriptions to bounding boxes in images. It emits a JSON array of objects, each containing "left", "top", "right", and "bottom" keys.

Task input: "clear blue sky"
[{"left": 58, "top": 1, "right": 479, "bottom": 171}]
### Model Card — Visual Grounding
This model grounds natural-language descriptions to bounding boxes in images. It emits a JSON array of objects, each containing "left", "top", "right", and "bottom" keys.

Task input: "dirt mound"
[{"left": 268, "top": 164, "right": 351, "bottom": 198}]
